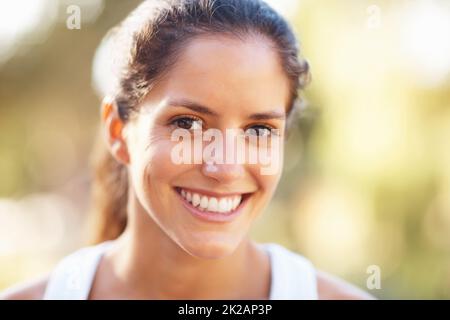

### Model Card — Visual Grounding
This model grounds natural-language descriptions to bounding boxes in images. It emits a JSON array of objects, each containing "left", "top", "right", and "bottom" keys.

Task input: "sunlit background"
[{"left": 0, "top": 0, "right": 449, "bottom": 299}]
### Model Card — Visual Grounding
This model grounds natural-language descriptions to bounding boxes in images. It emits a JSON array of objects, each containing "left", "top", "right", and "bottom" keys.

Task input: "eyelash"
[
  {"left": 245, "top": 124, "right": 279, "bottom": 137},
  {"left": 169, "top": 115, "right": 279, "bottom": 136},
  {"left": 169, "top": 115, "right": 204, "bottom": 130}
]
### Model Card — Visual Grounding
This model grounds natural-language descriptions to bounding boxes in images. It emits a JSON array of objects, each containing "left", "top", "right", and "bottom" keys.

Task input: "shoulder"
[
  {"left": 316, "top": 270, "right": 375, "bottom": 300},
  {"left": 0, "top": 243, "right": 106, "bottom": 300},
  {"left": 265, "top": 244, "right": 374, "bottom": 300},
  {"left": 0, "top": 274, "right": 49, "bottom": 300}
]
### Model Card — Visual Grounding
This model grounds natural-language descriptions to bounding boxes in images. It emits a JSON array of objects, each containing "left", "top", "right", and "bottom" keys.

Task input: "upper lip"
[{"left": 175, "top": 186, "right": 253, "bottom": 197}]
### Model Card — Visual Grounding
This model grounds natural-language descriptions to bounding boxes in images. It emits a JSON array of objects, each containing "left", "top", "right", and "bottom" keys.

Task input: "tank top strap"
[
  {"left": 260, "top": 243, "right": 318, "bottom": 300},
  {"left": 43, "top": 241, "right": 113, "bottom": 300}
]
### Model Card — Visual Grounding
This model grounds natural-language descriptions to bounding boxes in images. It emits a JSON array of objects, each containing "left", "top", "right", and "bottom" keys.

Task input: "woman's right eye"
[{"left": 171, "top": 116, "right": 203, "bottom": 130}]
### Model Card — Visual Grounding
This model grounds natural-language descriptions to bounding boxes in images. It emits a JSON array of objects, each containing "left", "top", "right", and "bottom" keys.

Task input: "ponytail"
[{"left": 88, "top": 129, "right": 128, "bottom": 244}]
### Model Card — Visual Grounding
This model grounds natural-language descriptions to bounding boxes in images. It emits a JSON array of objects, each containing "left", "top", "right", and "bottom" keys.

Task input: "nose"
[
  {"left": 201, "top": 161, "right": 245, "bottom": 183},
  {"left": 199, "top": 128, "right": 248, "bottom": 183}
]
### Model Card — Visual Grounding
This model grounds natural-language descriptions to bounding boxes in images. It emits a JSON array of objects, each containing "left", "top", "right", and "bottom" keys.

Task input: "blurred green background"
[{"left": 0, "top": 0, "right": 449, "bottom": 299}]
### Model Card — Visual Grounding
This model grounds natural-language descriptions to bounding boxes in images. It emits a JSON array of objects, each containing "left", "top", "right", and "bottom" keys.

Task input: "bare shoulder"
[
  {"left": 317, "top": 270, "right": 376, "bottom": 300},
  {"left": 0, "top": 274, "right": 49, "bottom": 300}
]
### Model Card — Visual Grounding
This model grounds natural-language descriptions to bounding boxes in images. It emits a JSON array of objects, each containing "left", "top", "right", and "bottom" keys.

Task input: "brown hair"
[{"left": 89, "top": 0, "right": 311, "bottom": 244}]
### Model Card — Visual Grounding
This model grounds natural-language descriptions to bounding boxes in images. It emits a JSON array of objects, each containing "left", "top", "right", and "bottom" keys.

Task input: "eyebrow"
[
  {"left": 248, "top": 111, "right": 285, "bottom": 121},
  {"left": 168, "top": 98, "right": 286, "bottom": 120},
  {"left": 168, "top": 99, "right": 219, "bottom": 117}
]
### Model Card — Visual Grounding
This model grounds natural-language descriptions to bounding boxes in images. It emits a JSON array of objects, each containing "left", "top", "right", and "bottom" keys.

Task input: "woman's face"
[{"left": 123, "top": 34, "right": 291, "bottom": 259}]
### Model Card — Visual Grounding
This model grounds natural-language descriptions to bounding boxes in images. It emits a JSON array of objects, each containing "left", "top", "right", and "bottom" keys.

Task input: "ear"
[{"left": 101, "top": 96, "right": 130, "bottom": 165}]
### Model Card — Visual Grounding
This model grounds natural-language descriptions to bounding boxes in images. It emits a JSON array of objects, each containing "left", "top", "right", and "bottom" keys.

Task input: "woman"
[{"left": 2, "top": 0, "right": 372, "bottom": 300}]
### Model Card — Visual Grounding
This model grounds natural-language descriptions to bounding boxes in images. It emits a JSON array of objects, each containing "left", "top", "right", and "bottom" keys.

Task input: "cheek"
[
  {"left": 137, "top": 141, "right": 183, "bottom": 196},
  {"left": 126, "top": 124, "right": 185, "bottom": 209},
  {"left": 251, "top": 140, "right": 284, "bottom": 193},
  {"left": 259, "top": 170, "right": 282, "bottom": 196},
  {"left": 145, "top": 140, "right": 178, "bottom": 175}
]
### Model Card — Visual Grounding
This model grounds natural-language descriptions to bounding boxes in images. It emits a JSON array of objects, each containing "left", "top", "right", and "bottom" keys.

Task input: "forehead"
[{"left": 153, "top": 34, "right": 290, "bottom": 113}]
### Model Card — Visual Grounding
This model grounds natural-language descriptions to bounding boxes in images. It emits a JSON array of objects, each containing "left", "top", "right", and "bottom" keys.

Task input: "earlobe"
[
  {"left": 101, "top": 96, "right": 130, "bottom": 165},
  {"left": 111, "top": 139, "right": 130, "bottom": 165}
]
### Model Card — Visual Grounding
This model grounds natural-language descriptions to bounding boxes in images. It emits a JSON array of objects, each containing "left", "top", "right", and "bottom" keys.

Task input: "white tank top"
[{"left": 43, "top": 242, "right": 318, "bottom": 300}]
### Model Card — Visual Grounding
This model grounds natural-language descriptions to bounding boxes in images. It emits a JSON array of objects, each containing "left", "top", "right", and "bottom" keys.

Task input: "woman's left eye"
[{"left": 245, "top": 125, "right": 275, "bottom": 137}]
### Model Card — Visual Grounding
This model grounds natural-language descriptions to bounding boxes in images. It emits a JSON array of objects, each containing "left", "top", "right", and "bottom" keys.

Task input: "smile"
[{"left": 174, "top": 187, "right": 252, "bottom": 222}]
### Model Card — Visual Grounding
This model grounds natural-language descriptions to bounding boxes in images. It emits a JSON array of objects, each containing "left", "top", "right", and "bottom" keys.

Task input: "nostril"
[{"left": 201, "top": 162, "right": 245, "bottom": 182}]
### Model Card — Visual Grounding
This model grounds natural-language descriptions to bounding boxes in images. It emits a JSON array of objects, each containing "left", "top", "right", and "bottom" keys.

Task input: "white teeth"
[
  {"left": 218, "top": 198, "right": 229, "bottom": 213},
  {"left": 179, "top": 188, "right": 244, "bottom": 213},
  {"left": 207, "top": 197, "right": 218, "bottom": 212},
  {"left": 232, "top": 196, "right": 241, "bottom": 210},
  {"left": 200, "top": 196, "right": 209, "bottom": 210},
  {"left": 192, "top": 193, "right": 200, "bottom": 207}
]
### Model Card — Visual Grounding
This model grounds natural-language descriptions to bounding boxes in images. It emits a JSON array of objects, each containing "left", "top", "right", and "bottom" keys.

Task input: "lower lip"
[{"left": 174, "top": 188, "right": 250, "bottom": 223}]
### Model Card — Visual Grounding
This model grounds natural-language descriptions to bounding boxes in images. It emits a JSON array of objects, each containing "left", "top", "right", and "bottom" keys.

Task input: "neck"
[{"left": 106, "top": 191, "right": 270, "bottom": 299}]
